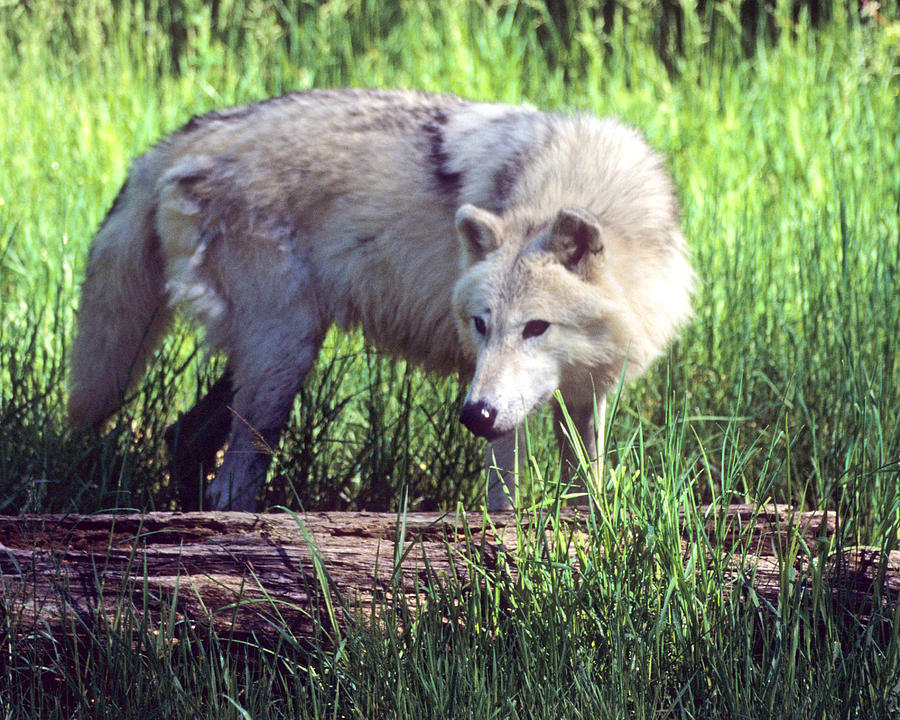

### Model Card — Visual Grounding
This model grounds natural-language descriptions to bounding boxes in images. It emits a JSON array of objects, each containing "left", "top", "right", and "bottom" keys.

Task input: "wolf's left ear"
[
  {"left": 547, "top": 206, "right": 604, "bottom": 272},
  {"left": 456, "top": 204, "right": 502, "bottom": 263}
]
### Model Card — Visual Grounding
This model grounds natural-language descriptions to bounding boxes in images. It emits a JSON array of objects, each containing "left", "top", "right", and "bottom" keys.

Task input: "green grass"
[{"left": 1, "top": 0, "right": 899, "bottom": 717}]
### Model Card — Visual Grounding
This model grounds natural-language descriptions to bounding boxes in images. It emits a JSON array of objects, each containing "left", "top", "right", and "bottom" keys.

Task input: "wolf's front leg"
[
  {"left": 485, "top": 427, "right": 525, "bottom": 511},
  {"left": 553, "top": 394, "right": 606, "bottom": 505}
]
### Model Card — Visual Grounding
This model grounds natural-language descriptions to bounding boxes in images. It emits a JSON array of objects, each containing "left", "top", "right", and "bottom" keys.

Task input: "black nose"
[{"left": 460, "top": 401, "right": 500, "bottom": 440}]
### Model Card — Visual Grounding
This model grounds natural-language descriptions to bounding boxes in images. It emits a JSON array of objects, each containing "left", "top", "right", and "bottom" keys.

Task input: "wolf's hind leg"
[
  {"left": 165, "top": 368, "right": 235, "bottom": 510},
  {"left": 553, "top": 394, "right": 606, "bottom": 505},
  {"left": 206, "top": 327, "right": 323, "bottom": 511}
]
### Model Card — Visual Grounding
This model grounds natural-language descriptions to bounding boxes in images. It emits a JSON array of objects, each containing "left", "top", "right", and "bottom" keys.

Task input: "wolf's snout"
[{"left": 460, "top": 400, "right": 502, "bottom": 440}]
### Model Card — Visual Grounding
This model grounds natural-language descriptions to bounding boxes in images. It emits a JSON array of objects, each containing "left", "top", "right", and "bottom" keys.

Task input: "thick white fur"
[{"left": 69, "top": 88, "right": 693, "bottom": 511}]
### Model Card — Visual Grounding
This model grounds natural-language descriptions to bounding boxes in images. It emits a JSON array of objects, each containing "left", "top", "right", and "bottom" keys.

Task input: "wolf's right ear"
[
  {"left": 456, "top": 204, "right": 502, "bottom": 263},
  {"left": 547, "top": 206, "right": 604, "bottom": 273}
]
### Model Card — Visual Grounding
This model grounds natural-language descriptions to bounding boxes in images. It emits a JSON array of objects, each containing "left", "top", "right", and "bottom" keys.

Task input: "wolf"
[{"left": 68, "top": 88, "right": 693, "bottom": 512}]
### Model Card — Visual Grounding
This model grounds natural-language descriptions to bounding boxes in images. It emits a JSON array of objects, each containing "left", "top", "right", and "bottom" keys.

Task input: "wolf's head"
[{"left": 452, "top": 203, "right": 635, "bottom": 441}]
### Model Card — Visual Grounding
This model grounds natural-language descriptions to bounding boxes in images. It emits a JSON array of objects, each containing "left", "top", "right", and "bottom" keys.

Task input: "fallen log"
[{"left": 0, "top": 506, "right": 896, "bottom": 641}]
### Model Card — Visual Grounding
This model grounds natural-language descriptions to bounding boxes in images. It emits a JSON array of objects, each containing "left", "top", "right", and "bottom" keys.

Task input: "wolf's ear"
[
  {"left": 456, "top": 204, "right": 502, "bottom": 263},
  {"left": 547, "top": 206, "right": 604, "bottom": 272}
]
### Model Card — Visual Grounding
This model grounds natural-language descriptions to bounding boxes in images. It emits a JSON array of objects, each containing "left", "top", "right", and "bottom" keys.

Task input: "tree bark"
[{"left": 0, "top": 506, "right": 895, "bottom": 641}]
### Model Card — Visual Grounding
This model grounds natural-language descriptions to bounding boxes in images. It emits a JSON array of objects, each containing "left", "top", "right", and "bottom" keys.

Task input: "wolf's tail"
[{"left": 68, "top": 154, "right": 173, "bottom": 427}]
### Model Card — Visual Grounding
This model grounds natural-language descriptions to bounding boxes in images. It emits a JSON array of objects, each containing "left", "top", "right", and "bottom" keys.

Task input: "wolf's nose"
[{"left": 460, "top": 401, "right": 500, "bottom": 439}]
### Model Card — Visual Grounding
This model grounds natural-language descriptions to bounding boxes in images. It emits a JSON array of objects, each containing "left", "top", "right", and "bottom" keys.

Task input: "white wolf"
[{"left": 68, "top": 88, "right": 693, "bottom": 511}]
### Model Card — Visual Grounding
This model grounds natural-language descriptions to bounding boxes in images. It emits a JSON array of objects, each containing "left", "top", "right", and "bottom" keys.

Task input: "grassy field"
[{"left": 1, "top": 0, "right": 899, "bottom": 716}]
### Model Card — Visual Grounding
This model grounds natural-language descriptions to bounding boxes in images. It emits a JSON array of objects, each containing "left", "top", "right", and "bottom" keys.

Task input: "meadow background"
[{"left": 1, "top": 0, "right": 899, "bottom": 717}]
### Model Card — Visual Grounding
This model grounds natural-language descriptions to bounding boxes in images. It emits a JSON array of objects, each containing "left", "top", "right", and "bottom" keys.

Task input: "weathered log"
[{"left": 0, "top": 506, "right": 895, "bottom": 641}]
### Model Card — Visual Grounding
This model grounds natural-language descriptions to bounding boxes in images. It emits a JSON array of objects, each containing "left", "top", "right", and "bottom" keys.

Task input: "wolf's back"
[{"left": 67, "top": 151, "right": 173, "bottom": 427}]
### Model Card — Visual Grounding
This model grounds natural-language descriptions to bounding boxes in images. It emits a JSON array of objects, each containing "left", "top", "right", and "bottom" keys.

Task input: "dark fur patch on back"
[
  {"left": 422, "top": 110, "right": 463, "bottom": 197},
  {"left": 490, "top": 151, "right": 527, "bottom": 212},
  {"left": 488, "top": 114, "right": 551, "bottom": 213}
]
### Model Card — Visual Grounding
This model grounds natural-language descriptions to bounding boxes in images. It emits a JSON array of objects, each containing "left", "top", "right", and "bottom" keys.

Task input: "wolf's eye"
[
  {"left": 522, "top": 320, "right": 549, "bottom": 339},
  {"left": 472, "top": 316, "right": 487, "bottom": 336}
]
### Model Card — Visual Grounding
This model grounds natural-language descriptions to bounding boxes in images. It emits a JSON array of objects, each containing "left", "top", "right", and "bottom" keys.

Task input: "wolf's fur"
[{"left": 68, "top": 88, "right": 693, "bottom": 511}]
